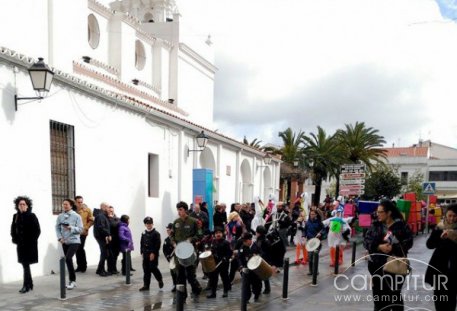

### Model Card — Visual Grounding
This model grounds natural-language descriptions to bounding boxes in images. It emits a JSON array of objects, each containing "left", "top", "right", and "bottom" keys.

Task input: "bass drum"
[
  {"left": 175, "top": 241, "right": 197, "bottom": 267},
  {"left": 247, "top": 255, "right": 273, "bottom": 280},
  {"left": 305, "top": 238, "right": 321, "bottom": 252},
  {"left": 199, "top": 251, "right": 216, "bottom": 273}
]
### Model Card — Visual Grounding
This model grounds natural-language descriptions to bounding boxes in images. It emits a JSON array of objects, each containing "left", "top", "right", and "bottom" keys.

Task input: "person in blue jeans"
[{"left": 55, "top": 199, "right": 83, "bottom": 290}]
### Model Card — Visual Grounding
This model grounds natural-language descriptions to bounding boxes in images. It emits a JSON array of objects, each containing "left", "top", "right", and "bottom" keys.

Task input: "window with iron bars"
[{"left": 50, "top": 120, "right": 75, "bottom": 214}]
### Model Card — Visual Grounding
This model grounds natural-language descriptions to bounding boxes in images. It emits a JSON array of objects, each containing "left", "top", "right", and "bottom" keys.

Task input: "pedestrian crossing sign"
[{"left": 422, "top": 182, "right": 436, "bottom": 195}]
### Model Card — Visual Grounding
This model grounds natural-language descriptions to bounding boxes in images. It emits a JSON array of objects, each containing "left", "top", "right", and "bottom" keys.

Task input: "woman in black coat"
[
  {"left": 425, "top": 204, "right": 457, "bottom": 311},
  {"left": 363, "top": 199, "right": 413, "bottom": 311},
  {"left": 10, "top": 196, "right": 41, "bottom": 293}
]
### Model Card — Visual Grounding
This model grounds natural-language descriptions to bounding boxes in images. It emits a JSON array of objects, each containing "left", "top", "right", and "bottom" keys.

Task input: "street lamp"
[
  {"left": 15, "top": 57, "right": 55, "bottom": 111},
  {"left": 187, "top": 131, "right": 209, "bottom": 157}
]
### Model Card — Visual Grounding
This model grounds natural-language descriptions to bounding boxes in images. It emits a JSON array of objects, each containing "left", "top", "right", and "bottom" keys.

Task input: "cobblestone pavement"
[{"left": 0, "top": 233, "right": 436, "bottom": 311}]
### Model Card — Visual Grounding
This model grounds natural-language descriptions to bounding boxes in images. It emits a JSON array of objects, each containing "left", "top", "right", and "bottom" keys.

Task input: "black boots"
[{"left": 19, "top": 284, "right": 33, "bottom": 294}]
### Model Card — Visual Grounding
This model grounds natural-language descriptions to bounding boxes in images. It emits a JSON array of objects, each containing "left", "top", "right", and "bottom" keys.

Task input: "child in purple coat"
[{"left": 119, "top": 215, "right": 135, "bottom": 275}]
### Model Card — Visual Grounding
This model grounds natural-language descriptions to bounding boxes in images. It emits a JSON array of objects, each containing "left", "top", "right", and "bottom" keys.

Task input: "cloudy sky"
[{"left": 177, "top": 0, "right": 457, "bottom": 149}]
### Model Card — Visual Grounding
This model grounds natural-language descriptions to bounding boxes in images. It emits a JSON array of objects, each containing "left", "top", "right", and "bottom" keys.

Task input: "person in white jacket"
[
  {"left": 322, "top": 201, "right": 352, "bottom": 267},
  {"left": 251, "top": 196, "right": 265, "bottom": 234}
]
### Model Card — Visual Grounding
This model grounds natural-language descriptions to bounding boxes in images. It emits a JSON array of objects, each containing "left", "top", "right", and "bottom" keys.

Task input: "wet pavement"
[{"left": 0, "top": 233, "right": 437, "bottom": 311}]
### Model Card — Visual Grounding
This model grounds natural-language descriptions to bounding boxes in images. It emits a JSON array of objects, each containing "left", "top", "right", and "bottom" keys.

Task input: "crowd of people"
[{"left": 9, "top": 194, "right": 457, "bottom": 310}]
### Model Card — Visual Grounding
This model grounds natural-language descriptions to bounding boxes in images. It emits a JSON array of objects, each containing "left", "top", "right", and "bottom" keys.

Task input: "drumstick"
[{"left": 214, "top": 261, "right": 223, "bottom": 270}]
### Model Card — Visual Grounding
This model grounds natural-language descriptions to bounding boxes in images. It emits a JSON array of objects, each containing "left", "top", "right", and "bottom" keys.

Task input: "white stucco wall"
[
  {"left": 177, "top": 51, "right": 214, "bottom": 125},
  {"left": 0, "top": 0, "right": 280, "bottom": 284},
  {"left": 0, "top": 63, "right": 182, "bottom": 283}
]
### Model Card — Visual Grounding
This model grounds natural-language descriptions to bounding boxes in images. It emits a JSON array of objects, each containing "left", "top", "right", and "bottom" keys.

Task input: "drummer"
[
  {"left": 238, "top": 232, "right": 262, "bottom": 302},
  {"left": 303, "top": 208, "right": 324, "bottom": 275},
  {"left": 255, "top": 225, "right": 274, "bottom": 295},
  {"left": 206, "top": 226, "right": 232, "bottom": 299},
  {"left": 171, "top": 201, "right": 202, "bottom": 300},
  {"left": 162, "top": 223, "right": 177, "bottom": 292}
]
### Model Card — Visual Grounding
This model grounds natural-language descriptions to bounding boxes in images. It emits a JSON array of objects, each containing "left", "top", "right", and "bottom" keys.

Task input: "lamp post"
[
  {"left": 15, "top": 57, "right": 54, "bottom": 111},
  {"left": 187, "top": 131, "right": 209, "bottom": 157},
  {"left": 293, "top": 158, "right": 299, "bottom": 167}
]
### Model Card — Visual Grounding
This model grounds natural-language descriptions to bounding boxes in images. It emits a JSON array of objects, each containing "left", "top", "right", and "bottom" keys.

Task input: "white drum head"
[
  {"left": 176, "top": 241, "right": 194, "bottom": 259},
  {"left": 247, "top": 255, "right": 262, "bottom": 270},
  {"left": 199, "top": 251, "right": 212, "bottom": 259},
  {"left": 306, "top": 238, "right": 321, "bottom": 252}
]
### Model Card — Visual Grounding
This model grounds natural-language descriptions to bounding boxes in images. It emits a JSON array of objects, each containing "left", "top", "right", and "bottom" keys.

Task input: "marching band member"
[
  {"left": 162, "top": 223, "right": 177, "bottom": 292},
  {"left": 238, "top": 232, "right": 262, "bottom": 302},
  {"left": 303, "top": 208, "right": 324, "bottom": 275},
  {"left": 255, "top": 225, "right": 274, "bottom": 294},
  {"left": 206, "top": 226, "right": 232, "bottom": 298},
  {"left": 172, "top": 201, "right": 202, "bottom": 301}
]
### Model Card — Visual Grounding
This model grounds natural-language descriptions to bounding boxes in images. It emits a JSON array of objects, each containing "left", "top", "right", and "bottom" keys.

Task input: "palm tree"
[
  {"left": 277, "top": 127, "right": 305, "bottom": 164},
  {"left": 335, "top": 121, "right": 387, "bottom": 195},
  {"left": 243, "top": 136, "right": 263, "bottom": 149},
  {"left": 336, "top": 121, "right": 387, "bottom": 170},
  {"left": 302, "top": 126, "right": 344, "bottom": 206}
]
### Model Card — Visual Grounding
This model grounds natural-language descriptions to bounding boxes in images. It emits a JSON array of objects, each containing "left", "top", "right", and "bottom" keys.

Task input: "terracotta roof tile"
[{"left": 383, "top": 147, "right": 428, "bottom": 157}]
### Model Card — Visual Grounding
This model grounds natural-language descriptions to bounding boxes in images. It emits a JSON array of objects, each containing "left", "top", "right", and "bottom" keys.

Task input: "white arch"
[
  {"left": 199, "top": 147, "right": 216, "bottom": 171},
  {"left": 199, "top": 147, "right": 217, "bottom": 201},
  {"left": 240, "top": 159, "right": 252, "bottom": 203}
]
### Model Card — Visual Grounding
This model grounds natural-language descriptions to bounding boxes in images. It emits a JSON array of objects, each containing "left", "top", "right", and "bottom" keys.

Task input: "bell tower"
[{"left": 110, "top": 0, "right": 178, "bottom": 23}]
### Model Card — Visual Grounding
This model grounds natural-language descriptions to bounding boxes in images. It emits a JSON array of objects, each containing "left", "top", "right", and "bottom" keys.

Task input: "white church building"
[{"left": 0, "top": 0, "right": 280, "bottom": 283}]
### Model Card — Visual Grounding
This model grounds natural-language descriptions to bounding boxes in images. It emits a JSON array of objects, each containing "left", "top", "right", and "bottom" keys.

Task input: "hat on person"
[
  {"left": 143, "top": 216, "right": 153, "bottom": 224},
  {"left": 242, "top": 232, "right": 253, "bottom": 241},
  {"left": 166, "top": 223, "right": 173, "bottom": 229},
  {"left": 255, "top": 225, "right": 267, "bottom": 235},
  {"left": 214, "top": 226, "right": 224, "bottom": 234}
]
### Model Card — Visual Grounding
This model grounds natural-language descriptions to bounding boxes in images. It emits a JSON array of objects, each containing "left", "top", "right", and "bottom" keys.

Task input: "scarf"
[{"left": 437, "top": 220, "right": 457, "bottom": 244}]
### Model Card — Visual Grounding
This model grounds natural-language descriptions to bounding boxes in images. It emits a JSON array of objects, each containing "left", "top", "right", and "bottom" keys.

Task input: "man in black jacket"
[
  {"left": 139, "top": 216, "right": 164, "bottom": 291},
  {"left": 163, "top": 223, "right": 177, "bottom": 292},
  {"left": 93, "top": 202, "right": 111, "bottom": 276},
  {"left": 238, "top": 232, "right": 262, "bottom": 302},
  {"left": 206, "top": 227, "right": 232, "bottom": 298},
  {"left": 213, "top": 203, "right": 227, "bottom": 229}
]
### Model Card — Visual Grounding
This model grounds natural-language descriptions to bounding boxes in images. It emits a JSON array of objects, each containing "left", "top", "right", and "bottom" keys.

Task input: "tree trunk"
[
  {"left": 335, "top": 174, "right": 340, "bottom": 198},
  {"left": 313, "top": 178, "right": 322, "bottom": 206}
]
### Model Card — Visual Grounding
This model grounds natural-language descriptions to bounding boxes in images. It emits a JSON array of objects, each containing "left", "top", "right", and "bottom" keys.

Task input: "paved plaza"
[{"left": 0, "top": 234, "right": 436, "bottom": 310}]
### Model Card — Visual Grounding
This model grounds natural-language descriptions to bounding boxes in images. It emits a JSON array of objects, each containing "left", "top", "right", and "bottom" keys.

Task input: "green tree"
[
  {"left": 277, "top": 127, "right": 305, "bottom": 164},
  {"left": 302, "top": 126, "right": 344, "bottom": 206},
  {"left": 363, "top": 164, "right": 402, "bottom": 200},
  {"left": 335, "top": 121, "right": 387, "bottom": 195},
  {"left": 402, "top": 170, "right": 425, "bottom": 201},
  {"left": 336, "top": 121, "right": 387, "bottom": 170}
]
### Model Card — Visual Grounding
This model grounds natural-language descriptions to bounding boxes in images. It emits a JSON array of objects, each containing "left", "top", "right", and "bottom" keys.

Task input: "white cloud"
[{"left": 181, "top": 0, "right": 457, "bottom": 148}]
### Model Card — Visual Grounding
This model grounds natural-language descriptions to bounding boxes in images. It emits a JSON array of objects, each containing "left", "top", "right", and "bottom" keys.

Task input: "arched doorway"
[
  {"left": 240, "top": 159, "right": 252, "bottom": 203},
  {"left": 199, "top": 147, "right": 217, "bottom": 201},
  {"left": 199, "top": 147, "right": 215, "bottom": 171}
]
